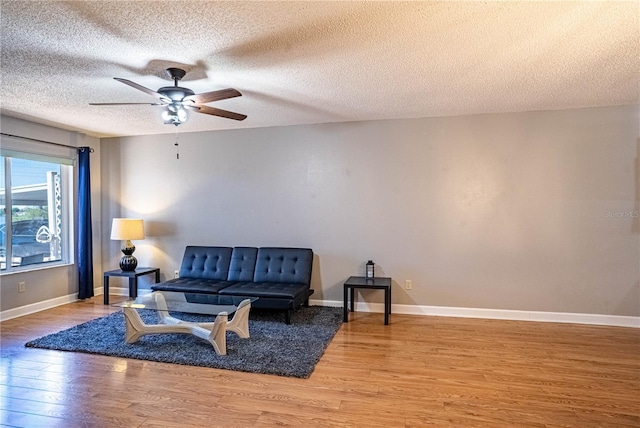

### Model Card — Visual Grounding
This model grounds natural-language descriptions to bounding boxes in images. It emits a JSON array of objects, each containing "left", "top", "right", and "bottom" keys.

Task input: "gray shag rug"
[{"left": 25, "top": 306, "right": 343, "bottom": 378}]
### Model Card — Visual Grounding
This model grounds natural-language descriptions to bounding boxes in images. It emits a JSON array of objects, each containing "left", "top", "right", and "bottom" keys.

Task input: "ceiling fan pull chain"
[{"left": 174, "top": 132, "right": 180, "bottom": 160}]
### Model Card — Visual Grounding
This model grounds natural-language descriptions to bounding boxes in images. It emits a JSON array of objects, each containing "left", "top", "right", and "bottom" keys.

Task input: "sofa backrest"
[
  {"left": 179, "top": 246, "right": 232, "bottom": 280},
  {"left": 253, "top": 247, "right": 313, "bottom": 285},
  {"left": 228, "top": 247, "right": 258, "bottom": 281}
]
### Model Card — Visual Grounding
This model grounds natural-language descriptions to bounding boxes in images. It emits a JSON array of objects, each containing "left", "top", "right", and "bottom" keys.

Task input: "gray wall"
[
  {"left": 0, "top": 115, "right": 101, "bottom": 312},
  {"left": 101, "top": 105, "right": 639, "bottom": 317}
]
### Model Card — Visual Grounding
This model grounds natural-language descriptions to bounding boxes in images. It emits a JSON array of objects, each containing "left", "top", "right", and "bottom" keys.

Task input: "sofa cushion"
[
  {"left": 178, "top": 246, "right": 232, "bottom": 280},
  {"left": 219, "top": 281, "right": 310, "bottom": 300},
  {"left": 183, "top": 293, "right": 251, "bottom": 306},
  {"left": 151, "top": 277, "right": 236, "bottom": 294},
  {"left": 253, "top": 247, "right": 313, "bottom": 285},
  {"left": 228, "top": 247, "right": 258, "bottom": 281}
]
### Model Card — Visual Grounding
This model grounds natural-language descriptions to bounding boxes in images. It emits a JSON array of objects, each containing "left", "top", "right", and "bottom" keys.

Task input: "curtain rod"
[{"left": 0, "top": 132, "right": 94, "bottom": 152}]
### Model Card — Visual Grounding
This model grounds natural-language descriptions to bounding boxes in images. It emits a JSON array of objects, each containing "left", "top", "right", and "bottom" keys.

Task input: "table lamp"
[{"left": 110, "top": 218, "right": 145, "bottom": 271}]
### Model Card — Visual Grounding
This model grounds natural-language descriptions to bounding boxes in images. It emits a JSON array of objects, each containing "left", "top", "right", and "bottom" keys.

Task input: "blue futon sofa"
[{"left": 151, "top": 246, "right": 314, "bottom": 323}]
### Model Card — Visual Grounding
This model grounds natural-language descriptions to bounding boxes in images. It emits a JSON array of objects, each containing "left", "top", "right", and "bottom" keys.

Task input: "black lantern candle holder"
[{"left": 365, "top": 260, "right": 375, "bottom": 279}]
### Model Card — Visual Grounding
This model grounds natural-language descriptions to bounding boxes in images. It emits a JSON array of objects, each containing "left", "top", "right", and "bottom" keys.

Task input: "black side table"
[
  {"left": 103, "top": 267, "right": 160, "bottom": 305},
  {"left": 343, "top": 276, "right": 392, "bottom": 325}
]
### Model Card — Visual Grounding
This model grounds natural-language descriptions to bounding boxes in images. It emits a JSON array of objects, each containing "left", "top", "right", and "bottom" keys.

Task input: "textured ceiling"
[{"left": 1, "top": 1, "right": 638, "bottom": 138}]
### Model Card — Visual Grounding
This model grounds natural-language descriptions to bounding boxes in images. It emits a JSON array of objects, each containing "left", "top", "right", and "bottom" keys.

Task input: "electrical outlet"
[
  {"left": 405, "top": 280, "right": 412, "bottom": 290},
  {"left": 174, "top": 270, "right": 179, "bottom": 279},
  {"left": 18, "top": 281, "right": 26, "bottom": 293}
]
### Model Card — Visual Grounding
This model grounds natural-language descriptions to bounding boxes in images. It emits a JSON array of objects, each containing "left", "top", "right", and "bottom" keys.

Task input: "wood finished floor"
[{"left": 1, "top": 297, "right": 638, "bottom": 428}]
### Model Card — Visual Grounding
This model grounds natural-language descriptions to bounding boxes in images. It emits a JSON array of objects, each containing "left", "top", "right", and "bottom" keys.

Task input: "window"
[{"left": 0, "top": 138, "right": 74, "bottom": 272}]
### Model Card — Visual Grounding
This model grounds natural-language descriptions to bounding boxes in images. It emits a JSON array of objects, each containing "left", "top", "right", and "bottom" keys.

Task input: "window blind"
[{"left": 0, "top": 134, "right": 76, "bottom": 165}]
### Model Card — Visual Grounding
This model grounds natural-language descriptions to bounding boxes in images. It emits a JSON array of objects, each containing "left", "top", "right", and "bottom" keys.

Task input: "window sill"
[{"left": 0, "top": 261, "right": 73, "bottom": 276}]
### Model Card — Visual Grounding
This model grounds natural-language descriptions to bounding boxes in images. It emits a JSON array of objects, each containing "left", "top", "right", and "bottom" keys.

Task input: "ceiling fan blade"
[
  {"left": 189, "top": 104, "right": 247, "bottom": 121},
  {"left": 114, "top": 77, "right": 162, "bottom": 99},
  {"left": 89, "top": 102, "right": 163, "bottom": 106},
  {"left": 183, "top": 88, "right": 242, "bottom": 104}
]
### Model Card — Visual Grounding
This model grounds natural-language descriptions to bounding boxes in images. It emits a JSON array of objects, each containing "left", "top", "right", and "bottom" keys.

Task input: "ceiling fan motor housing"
[
  {"left": 159, "top": 68, "right": 194, "bottom": 102},
  {"left": 157, "top": 86, "right": 195, "bottom": 102}
]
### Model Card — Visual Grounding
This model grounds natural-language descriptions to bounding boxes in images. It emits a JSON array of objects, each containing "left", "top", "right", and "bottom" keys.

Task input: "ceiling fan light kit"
[
  {"left": 90, "top": 67, "right": 246, "bottom": 126},
  {"left": 162, "top": 106, "right": 188, "bottom": 126}
]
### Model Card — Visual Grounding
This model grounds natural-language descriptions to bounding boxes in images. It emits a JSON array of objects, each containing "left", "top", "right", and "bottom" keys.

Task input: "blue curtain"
[{"left": 77, "top": 147, "right": 94, "bottom": 299}]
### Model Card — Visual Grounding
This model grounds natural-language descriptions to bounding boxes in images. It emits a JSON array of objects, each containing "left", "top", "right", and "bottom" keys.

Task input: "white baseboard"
[
  {"left": 97, "top": 286, "right": 126, "bottom": 297},
  {"left": 0, "top": 293, "right": 79, "bottom": 322},
  {"left": 310, "top": 299, "right": 640, "bottom": 328},
  {"left": 0, "top": 286, "right": 116, "bottom": 322},
  {"left": 3, "top": 292, "right": 637, "bottom": 328}
]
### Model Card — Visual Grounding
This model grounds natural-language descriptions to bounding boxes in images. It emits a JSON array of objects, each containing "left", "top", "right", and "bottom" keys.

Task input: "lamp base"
[
  {"left": 119, "top": 255, "right": 138, "bottom": 271},
  {"left": 120, "top": 241, "right": 137, "bottom": 271}
]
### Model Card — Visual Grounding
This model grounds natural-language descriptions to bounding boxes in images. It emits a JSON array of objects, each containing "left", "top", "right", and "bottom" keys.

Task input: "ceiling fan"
[{"left": 90, "top": 67, "right": 247, "bottom": 126}]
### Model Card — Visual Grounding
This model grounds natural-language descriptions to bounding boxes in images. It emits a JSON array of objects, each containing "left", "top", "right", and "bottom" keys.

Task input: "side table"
[
  {"left": 103, "top": 267, "right": 160, "bottom": 305},
  {"left": 343, "top": 276, "right": 392, "bottom": 325}
]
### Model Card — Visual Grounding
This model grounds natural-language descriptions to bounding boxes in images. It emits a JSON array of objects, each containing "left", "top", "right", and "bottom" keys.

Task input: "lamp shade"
[{"left": 110, "top": 218, "right": 145, "bottom": 240}]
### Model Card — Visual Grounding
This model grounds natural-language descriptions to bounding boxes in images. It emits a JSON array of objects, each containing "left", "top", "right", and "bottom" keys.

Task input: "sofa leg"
[
  {"left": 303, "top": 298, "right": 310, "bottom": 307},
  {"left": 285, "top": 310, "right": 292, "bottom": 324}
]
